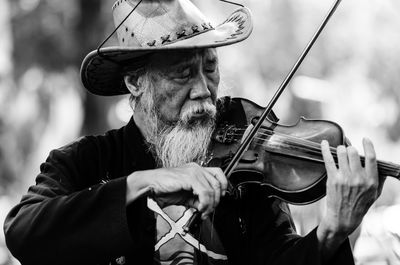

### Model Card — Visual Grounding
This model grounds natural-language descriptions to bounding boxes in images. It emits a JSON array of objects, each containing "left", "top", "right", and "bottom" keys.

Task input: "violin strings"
[
  {"left": 232, "top": 127, "right": 329, "bottom": 150},
  {"left": 248, "top": 134, "right": 397, "bottom": 173},
  {"left": 276, "top": 133, "right": 395, "bottom": 172},
  {"left": 229, "top": 130, "right": 336, "bottom": 161},
  {"left": 230, "top": 128, "right": 336, "bottom": 154},
  {"left": 225, "top": 127, "right": 399, "bottom": 173},
  {"left": 247, "top": 131, "right": 396, "bottom": 172}
]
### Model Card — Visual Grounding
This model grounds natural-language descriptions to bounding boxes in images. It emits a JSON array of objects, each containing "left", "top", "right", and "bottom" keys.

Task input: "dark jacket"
[{"left": 3, "top": 99, "right": 354, "bottom": 265}]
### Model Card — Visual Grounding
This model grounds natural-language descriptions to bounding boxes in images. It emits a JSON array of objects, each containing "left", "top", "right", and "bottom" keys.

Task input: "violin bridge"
[{"left": 213, "top": 124, "right": 240, "bottom": 144}]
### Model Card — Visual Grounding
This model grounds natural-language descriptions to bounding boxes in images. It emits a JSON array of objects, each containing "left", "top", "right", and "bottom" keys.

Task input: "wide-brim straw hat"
[{"left": 80, "top": 0, "right": 253, "bottom": 96}]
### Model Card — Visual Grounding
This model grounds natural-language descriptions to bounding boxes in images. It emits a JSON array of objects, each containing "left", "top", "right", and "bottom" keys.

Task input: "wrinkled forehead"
[{"left": 148, "top": 48, "right": 218, "bottom": 70}]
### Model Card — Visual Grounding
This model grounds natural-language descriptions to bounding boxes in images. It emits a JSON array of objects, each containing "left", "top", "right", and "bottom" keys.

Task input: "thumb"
[{"left": 185, "top": 196, "right": 204, "bottom": 212}]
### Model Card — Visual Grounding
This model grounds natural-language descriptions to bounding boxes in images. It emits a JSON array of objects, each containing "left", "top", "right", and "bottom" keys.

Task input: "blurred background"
[{"left": 0, "top": 0, "right": 399, "bottom": 264}]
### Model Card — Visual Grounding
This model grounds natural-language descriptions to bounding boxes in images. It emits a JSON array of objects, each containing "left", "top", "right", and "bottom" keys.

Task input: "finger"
[
  {"left": 190, "top": 172, "right": 215, "bottom": 216},
  {"left": 201, "top": 169, "right": 221, "bottom": 209},
  {"left": 186, "top": 196, "right": 200, "bottom": 209},
  {"left": 185, "top": 196, "right": 213, "bottom": 221},
  {"left": 205, "top": 167, "right": 228, "bottom": 196},
  {"left": 363, "top": 138, "right": 378, "bottom": 182},
  {"left": 321, "top": 140, "right": 338, "bottom": 174},
  {"left": 347, "top": 146, "right": 362, "bottom": 173},
  {"left": 336, "top": 145, "right": 351, "bottom": 176}
]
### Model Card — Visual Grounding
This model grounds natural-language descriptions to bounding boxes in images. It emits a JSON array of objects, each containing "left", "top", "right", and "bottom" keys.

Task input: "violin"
[
  {"left": 183, "top": 96, "right": 400, "bottom": 234},
  {"left": 210, "top": 97, "right": 400, "bottom": 205}
]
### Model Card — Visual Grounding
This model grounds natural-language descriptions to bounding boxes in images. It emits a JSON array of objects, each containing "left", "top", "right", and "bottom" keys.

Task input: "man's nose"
[{"left": 189, "top": 72, "right": 211, "bottom": 100}]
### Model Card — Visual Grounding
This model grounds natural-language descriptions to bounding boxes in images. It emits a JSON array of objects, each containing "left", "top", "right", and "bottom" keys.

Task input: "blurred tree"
[
  {"left": 0, "top": 0, "right": 15, "bottom": 195},
  {"left": 76, "top": 0, "right": 112, "bottom": 135},
  {"left": 0, "top": 0, "right": 123, "bottom": 197},
  {"left": 12, "top": 0, "right": 111, "bottom": 135}
]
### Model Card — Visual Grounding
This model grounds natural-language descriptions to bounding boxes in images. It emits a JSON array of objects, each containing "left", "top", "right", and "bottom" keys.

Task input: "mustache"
[{"left": 180, "top": 101, "right": 217, "bottom": 124}]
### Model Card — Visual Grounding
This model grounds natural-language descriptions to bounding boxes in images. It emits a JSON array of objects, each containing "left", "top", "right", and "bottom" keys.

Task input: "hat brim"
[{"left": 81, "top": 7, "right": 253, "bottom": 96}]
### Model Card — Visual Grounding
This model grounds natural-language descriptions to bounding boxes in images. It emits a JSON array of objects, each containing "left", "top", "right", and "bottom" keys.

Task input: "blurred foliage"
[
  {"left": 0, "top": 0, "right": 111, "bottom": 194},
  {"left": 11, "top": 0, "right": 107, "bottom": 132}
]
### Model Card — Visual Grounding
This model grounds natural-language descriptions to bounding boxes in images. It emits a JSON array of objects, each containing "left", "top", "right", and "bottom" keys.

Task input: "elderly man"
[{"left": 4, "top": 1, "right": 383, "bottom": 265}]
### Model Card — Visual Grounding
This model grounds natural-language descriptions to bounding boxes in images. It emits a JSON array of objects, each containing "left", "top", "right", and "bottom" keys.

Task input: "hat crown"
[{"left": 112, "top": 0, "right": 214, "bottom": 48}]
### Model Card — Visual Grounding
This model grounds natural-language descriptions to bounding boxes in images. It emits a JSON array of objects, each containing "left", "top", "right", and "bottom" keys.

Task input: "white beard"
[
  {"left": 154, "top": 116, "right": 215, "bottom": 168},
  {"left": 137, "top": 77, "right": 216, "bottom": 168}
]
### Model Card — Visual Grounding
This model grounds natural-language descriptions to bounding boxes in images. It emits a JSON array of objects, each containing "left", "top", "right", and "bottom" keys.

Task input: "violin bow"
[{"left": 224, "top": 0, "right": 343, "bottom": 195}]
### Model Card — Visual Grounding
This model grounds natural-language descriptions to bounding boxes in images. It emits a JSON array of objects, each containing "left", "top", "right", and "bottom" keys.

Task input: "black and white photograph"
[{"left": 0, "top": 0, "right": 399, "bottom": 264}]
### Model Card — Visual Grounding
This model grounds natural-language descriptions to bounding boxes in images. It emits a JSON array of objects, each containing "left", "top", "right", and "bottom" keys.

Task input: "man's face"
[
  {"left": 146, "top": 48, "right": 220, "bottom": 125},
  {"left": 131, "top": 48, "right": 219, "bottom": 167}
]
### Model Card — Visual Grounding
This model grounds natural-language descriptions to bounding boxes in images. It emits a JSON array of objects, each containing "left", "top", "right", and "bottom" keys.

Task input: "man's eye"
[
  {"left": 205, "top": 65, "right": 217, "bottom": 73},
  {"left": 174, "top": 69, "right": 191, "bottom": 80}
]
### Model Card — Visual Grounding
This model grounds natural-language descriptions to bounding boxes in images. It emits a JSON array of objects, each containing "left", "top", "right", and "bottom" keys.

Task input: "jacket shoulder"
[{"left": 42, "top": 126, "right": 127, "bottom": 190}]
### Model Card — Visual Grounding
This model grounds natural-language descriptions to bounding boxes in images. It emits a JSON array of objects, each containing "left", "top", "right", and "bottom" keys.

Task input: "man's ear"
[{"left": 124, "top": 75, "right": 144, "bottom": 97}]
